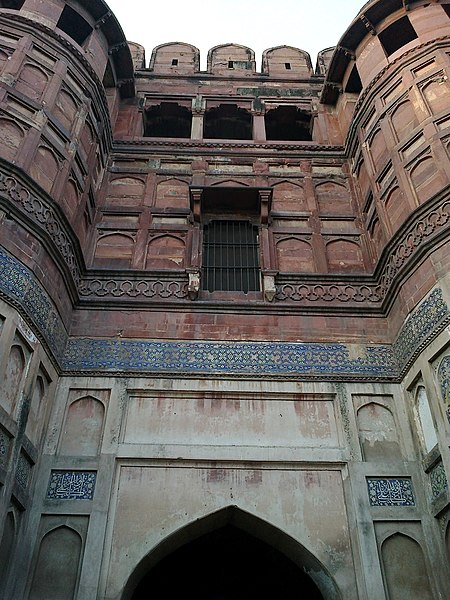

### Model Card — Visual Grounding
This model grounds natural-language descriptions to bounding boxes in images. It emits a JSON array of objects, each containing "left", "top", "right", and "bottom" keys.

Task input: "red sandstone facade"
[{"left": 0, "top": 1, "right": 449, "bottom": 599}]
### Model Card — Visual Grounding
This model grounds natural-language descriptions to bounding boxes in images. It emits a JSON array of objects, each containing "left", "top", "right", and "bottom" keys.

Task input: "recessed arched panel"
[
  {"left": 15, "top": 63, "right": 48, "bottom": 101},
  {"left": 326, "top": 239, "right": 364, "bottom": 273},
  {"left": 54, "top": 89, "right": 79, "bottom": 132},
  {"left": 29, "top": 526, "right": 82, "bottom": 600},
  {"left": 63, "top": 179, "right": 80, "bottom": 221},
  {"left": 155, "top": 179, "right": 189, "bottom": 209},
  {"left": 123, "top": 506, "right": 340, "bottom": 600},
  {"left": 276, "top": 237, "right": 315, "bottom": 272},
  {"left": 316, "top": 181, "right": 352, "bottom": 214},
  {"left": 357, "top": 402, "right": 401, "bottom": 461},
  {"left": 108, "top": 177, "right": 145, "bottom": 205},
  {"left": 0, "top": 119, "right": 24, "bottom": 162},
  {"left": 369, "top": 128, "right": 388, "bottom": 168},
  {"left": 422, "top": 77, "right": 450, "bottom": 116},
  {"left": 1, "top": 344, "right": 26, "bottom": 415},
  {"left": 25, "top": 372, "right": 48, "bottom": 445},
  {"left": 146, "top": 235, "right": 185, "bottom": 270},
  {"left": 391, "top": 100, "right": 418, "bottom": 141},
  {"left": 0, "top": 511, "right": 16, "bottom": 587},
  {"left": 30, "top": 146, "right": 59, "bottom": 194},
  {"left": 409, "top": 155, "right": 441, "bottom": 204},
  {"left": 384, "top": 185, "right": 409, "bottom": 230},
  {"left": 94, "top": 233, "right": 135, "bottom": 268},
  {"left": 415, "top": 385, "right": 438, "bottom": 453},
  {"left": 0, "top": 49, "right": 10, "bottom": 72},
  {"left": 272, "top": 181, "right": 306, "bottom": 212},
  {"left": 381, "top": 533, "right": 433, "bottom": 600},
  {"left": 60, "top": 395, "right": 105, "bottom": 456}
]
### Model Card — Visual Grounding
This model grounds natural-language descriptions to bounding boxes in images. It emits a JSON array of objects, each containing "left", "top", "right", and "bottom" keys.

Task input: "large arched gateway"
[{"left": 123, "top": 508, "right": 340, "bottom": 600}]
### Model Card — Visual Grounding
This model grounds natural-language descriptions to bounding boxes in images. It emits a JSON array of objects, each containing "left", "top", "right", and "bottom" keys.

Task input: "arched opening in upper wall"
[
  {"left": 265, "top": 105, "right": 312, "bottom": 141},
  {"left": 144, "top": 102, "right": 192, "bottom": 138},
  {"left": 204, "top": 104, "right": 252, "bottom": 140}
]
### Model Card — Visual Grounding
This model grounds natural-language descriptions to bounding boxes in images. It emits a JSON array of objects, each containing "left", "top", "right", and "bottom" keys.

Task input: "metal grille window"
[{"left": 202, "top": 220, "right": 260, "bottom": 292}]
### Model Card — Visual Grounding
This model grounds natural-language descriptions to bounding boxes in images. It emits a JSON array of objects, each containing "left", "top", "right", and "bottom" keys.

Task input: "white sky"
[{"left": 105, "top": 0, "right": 365, "bottom": 70}]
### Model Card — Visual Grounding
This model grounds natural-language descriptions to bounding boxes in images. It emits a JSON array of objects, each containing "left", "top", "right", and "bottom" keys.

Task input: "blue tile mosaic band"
[
  {"left": 0, "top": 247, "right": 449, "bottom": 379},
  {"left": 47, "top": 471, "right": 97, "bottom": 500},
  {"left": 367, "top": 478, "right": 415, "bottom": 507},
  {"left": 62, "top": 338, "right": 395, "bottom": 377}
]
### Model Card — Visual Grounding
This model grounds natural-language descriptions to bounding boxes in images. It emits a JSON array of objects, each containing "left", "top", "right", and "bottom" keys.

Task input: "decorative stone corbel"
[
  {"left": 188, "top": 270, "right": 201, "bottom": 300},
  {"left": 263, "top": 274, "right": 277, "bottom": 302}
]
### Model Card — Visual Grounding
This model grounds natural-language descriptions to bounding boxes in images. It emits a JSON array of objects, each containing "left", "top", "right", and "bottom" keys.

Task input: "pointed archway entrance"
[{"left": 123, "top": 506, "right": 341, "bottom": 600}]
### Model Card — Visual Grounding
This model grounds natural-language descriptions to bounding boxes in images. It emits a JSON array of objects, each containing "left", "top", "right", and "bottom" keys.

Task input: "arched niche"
[
  {"left": 155, "top": 178, "right": 189, "bottom": 209},
  {"left": 368, "top": 128, "right": 388, "bottom": 169},
  {"left": 357, "top": 402, "right": 401, "bottom": 461},
  {"left": 1, "top": 343, "right": 26, "bottom": 415},
  {"left": 315, "top": 181, "right": 352, "bottom": 215},
  {"left": 381, "top": 533, "right": 433, "bottom": 600},
  {"left": 16, "top": 63, "right": 48, "bottom": 101},
  {"left": 0, "top": 48, "right": 10, "bottom": 72},
  {"left": 146, "top": 235, "right": 185, "bottom": 270},
  {"left": 391, "top": 100, "right": 418, "bottom": 141},
  {"left": 108, "top": 177, "right": 145, "bottom": 203},
  {"left": 415, "top": 385, "right": 438, "bottom": 453},
  {"left": 60, "top": 395, "right": 105, "bottom": 456},
  {"left": 94, "top": 232, "right": 135, "bottom": 268},
  {"left": 409, "top": 155, "right": 442, "bottom": 204},
  {"left": 271, "top": 181, "right": 306, "bottom": 212},
  {"left": 326, "top": 239, "right": 364, "bottom": 273},
  {"left": 384, "top": 185, "right": 409, "bottom": 231},
  {"left": 422, "top": 77, "right": 450, "bottom": 116},
  {"left": 0, "top": 511, "right": 16, "bottom": 588},
  {"left": 30, "top": 146, "right": 60, "bottom": 194},
  {"left": 25, "top": 370, "right": 49, "bottom": 446},
  {"left": 122, "top": 506, "right": 341, "bottom": 600},
  {"left": 0, "top": 119, "right": 24, "bottom": 162},
  {"left": 54, "top": 88, "right": 79, "bottom": 132},
  {"left": 276, "top": 237, "right": 315, "bottom": 273},
  {"left": 29, "top": 526, "right": 82, "bottom": 600}
]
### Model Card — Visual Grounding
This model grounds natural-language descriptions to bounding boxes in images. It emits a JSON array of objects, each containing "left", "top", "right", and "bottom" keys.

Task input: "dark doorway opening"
[
  {"left": 265, "top": 106, "right": 312, "bottom": 141},
  {"left": 144, "top": 102, "right": 192, "bottom": 138},
  {"left": 204, "top": 104, "right": 252, "bottom": 140},
  {"left": 130, "top": 524, "right": 324, "bottom": 599}
]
